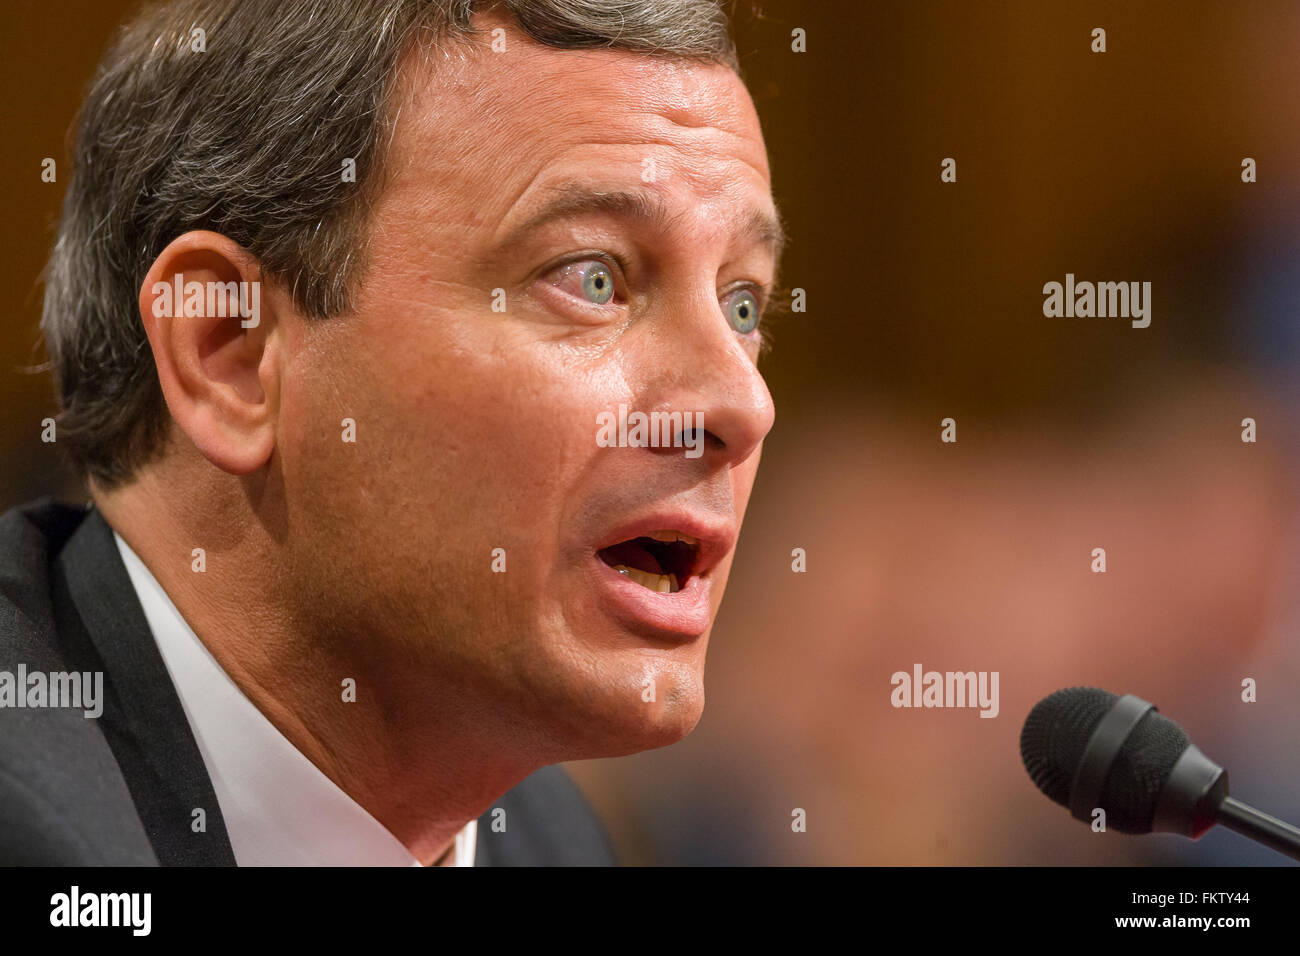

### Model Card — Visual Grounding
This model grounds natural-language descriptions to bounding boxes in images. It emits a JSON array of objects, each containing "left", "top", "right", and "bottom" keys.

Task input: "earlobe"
[{"left": 138, "top": 231, "right": 280, "bottom": 476}]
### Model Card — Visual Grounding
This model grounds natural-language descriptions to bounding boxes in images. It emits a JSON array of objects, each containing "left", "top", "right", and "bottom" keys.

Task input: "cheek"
[{"left": 329, "top": 314, "right": 630, "bottom": 548}]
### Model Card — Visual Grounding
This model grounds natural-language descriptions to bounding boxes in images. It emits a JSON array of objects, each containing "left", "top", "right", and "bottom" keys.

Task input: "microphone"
[{"left": 1020, "top": 686, "right": 1300, "bottom": 862}]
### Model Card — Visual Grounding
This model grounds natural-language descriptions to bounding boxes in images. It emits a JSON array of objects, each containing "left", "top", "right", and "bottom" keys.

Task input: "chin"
[
  {"left": 592, "top": 671, "right": 707, "bottom": 759},
  {"left": 554, "top": 664, "right": 707, "bottom": 760}
]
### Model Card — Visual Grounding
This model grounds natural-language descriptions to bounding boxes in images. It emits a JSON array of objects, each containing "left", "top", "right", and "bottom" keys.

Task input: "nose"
[{"left": 642, "top": 287, "right": 775, "bottom": 470}]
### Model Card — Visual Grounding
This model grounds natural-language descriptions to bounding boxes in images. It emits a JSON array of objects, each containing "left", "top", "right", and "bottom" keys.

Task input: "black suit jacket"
[{"left": 0, "top": 499, "right": 616, "bottom": 866}]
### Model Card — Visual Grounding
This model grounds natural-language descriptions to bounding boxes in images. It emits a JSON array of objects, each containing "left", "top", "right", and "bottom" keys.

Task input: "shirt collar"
[{"left": 112, "top": 530, "right": 476, "bottom": 867}]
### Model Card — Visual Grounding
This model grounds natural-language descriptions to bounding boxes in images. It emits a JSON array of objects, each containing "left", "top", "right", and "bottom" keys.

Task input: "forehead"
[{"left": 382, "top": 16, "right": 772, "bottom": 230}]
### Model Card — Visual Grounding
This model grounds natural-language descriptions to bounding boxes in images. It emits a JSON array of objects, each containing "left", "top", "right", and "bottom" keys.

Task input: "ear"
[{"left": 138, "top": 231, "right": 279, "bottom": 475}]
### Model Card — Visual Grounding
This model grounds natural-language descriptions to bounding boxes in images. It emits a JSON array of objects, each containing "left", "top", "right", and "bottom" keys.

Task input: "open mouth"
[{"left": 597, "top": 531, "right": 700, "bottom": 594}]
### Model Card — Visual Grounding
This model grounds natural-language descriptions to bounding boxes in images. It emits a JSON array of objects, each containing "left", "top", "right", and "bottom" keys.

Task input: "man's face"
[{"left": 276, "top": 15, "right": 778, "bottom": 761}]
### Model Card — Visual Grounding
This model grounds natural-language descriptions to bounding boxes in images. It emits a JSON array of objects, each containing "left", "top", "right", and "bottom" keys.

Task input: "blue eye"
[
  {"left": 726, "top": 289, "right": 760, "bottom": 334},
  {"left": 580, "top": 263, "right": 615, "bottom": 304}
]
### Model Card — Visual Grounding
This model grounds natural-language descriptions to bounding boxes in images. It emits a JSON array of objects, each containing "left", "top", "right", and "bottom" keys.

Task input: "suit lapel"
[{"left": 53, "top": 506, "right": 236, "bottom": 866}]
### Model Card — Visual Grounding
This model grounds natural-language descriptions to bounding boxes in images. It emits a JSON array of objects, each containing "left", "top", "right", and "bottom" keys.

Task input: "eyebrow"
[{"left": 497, "top": 181, "right": 787, "bottom": 263}]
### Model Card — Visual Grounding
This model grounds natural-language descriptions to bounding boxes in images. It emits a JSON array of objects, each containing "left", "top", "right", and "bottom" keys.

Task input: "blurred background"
[{"left": 3, "top": 0, "right": 1299, "bottom": 864}]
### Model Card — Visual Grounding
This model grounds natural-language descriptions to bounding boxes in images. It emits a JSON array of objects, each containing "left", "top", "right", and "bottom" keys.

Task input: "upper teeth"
[{"left": 644, "top": 530, "right": 699, "bottom": 546}]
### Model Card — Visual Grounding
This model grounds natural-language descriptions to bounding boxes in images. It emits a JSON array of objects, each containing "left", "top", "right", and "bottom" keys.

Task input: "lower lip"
[{"left": 587, "top": 555, "right": 714, "bottom": 640}]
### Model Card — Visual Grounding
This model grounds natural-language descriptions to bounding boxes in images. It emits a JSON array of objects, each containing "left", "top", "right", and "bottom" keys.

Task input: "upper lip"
[{"left": 593, "top": 511, "right": 737, "bottom": 581}]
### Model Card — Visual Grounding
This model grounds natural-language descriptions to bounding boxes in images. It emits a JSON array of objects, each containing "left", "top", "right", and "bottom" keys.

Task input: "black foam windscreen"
[
  {"left": 1020, "top": 686, "right": 1192, "bottom": 832},
  {"left": 1020, "top": 686, "right": 1116, "bottom": 806},
  {"left": 1099, "top": 709, "right": 1190, "bottom": 832}
]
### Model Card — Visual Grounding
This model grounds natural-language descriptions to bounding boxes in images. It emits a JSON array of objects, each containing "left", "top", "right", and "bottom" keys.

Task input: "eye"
[
  {"left": 543, "top": 258, "right": 619, "bottom": 306},
  {"left": 723, "top": 288, "right": 761, "bottom": 335},
  {"left": 579, "top": 262, "right": 615, "bottom": 304}
]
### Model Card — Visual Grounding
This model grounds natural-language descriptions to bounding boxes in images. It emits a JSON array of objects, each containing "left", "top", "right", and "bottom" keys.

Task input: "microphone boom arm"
[{"left": 1216, "top": 797, "right": 1300, "bottom": 862}]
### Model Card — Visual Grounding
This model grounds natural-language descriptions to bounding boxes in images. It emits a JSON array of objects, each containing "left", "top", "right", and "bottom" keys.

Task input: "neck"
[{"left": 94, "top": 461, "right": 531, "bottom": 865}]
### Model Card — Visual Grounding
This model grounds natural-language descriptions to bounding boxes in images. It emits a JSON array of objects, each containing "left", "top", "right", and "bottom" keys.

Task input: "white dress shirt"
[{"left": 113, "top": 530, "right": 476, "bottom": 867}]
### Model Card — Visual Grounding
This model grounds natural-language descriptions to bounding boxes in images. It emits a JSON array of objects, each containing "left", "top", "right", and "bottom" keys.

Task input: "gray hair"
[{"left": 42, "top": 0, "right": 740, "bottom": 487}]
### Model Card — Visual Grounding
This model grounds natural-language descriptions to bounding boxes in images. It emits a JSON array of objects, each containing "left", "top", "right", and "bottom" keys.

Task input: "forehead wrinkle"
[
  {"left": 489, "top": 182, "right": 669, "bottom": 253},
  {"left": 492, "top": 180, "right": 784, "bottom": 265},
  {"left": 387, "top": 25, "right": 778, "bottom": 270}
]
